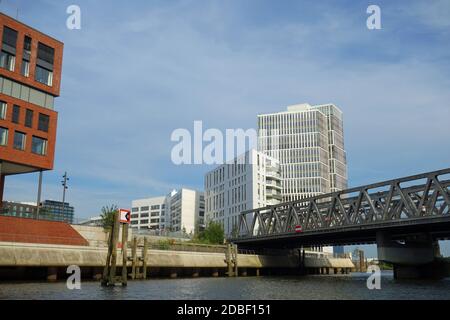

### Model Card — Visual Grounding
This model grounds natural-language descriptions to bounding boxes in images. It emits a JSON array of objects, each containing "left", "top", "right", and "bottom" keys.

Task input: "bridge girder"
[{"left": 232, "top": 168, "right": 450, "bottom": 248}]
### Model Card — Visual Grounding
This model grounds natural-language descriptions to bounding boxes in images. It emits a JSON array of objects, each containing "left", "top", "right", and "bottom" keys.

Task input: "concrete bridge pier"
[{"left": 376, "top": 231, "right": 443, "bottom": 279}]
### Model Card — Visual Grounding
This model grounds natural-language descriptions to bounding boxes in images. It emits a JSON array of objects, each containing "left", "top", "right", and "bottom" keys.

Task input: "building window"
[
  {"left": 0, "top": 101, "right": 6, "bottom": 120},
  {"left": 35, "top": 42, "right": 54, "bottom": 86},
  {"left": 21, "top": 36, "right": 31, "bottom": 77},
  {"left": 31, "top": 136, "right": 47, "bottom": 155},
  {"left": 25, "top": 109, "right": 33, "bottom": 128},
  {"left": 13, "top": 131, "right": 26, "bottom": 150},
  {"left": 21, "top": 59, "right": 30, "bottom": 77},
  {"left": 12, "top": 105, "right": 20, "bottom": 124},
  {"left": 1, "top": 26, "right": 17, "bottom": 72},
  {"left": 35, "top": 65, "right": 53, "bottom": 86},
  {"left": 38, "top": 113, "right": 49, "bottom": 132},
  {"left": 0, "top": 127, "right": 8, "bottom": 146}
]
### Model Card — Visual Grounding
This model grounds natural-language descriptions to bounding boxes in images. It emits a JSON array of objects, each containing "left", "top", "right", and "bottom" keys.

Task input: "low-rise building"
[
  {"left": 1, "top": 199, "right": 74, "bottom": 223},
  {"left": 131, "top": 188, "right": 204, "bottom": 235}
]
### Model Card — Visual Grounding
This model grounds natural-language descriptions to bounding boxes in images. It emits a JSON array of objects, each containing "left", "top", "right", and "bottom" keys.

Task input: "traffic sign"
[
  {"left": 119, "top": 209, "right": 131, "bottom": 224},
  {"left": 295, "top": 225, "right": 302, "bottom": 233}
]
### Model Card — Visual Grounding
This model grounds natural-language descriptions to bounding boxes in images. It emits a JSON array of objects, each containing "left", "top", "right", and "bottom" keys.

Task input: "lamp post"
[{"left": 61, "top": 172, "right": 69, "bottom": 220}]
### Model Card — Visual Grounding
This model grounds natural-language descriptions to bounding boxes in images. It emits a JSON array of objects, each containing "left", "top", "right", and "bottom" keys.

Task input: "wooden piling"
[
  {"left": 121, "top": 224, "right": 128, "bottom": 286},
  {"left": 131, "top": 237, "right": 137, "bottom": 280},
  {"left": 142, "top": 237, "right": 148, "bottom": 279},
  {"left": 226, "top": 243, "right": 233, "bottom": 277},
  {"left": 108, "top": 211, "right": 120, "bottom": 285},
  {"left": 233, "top": 244, "right": 238, "bottom": 277}
]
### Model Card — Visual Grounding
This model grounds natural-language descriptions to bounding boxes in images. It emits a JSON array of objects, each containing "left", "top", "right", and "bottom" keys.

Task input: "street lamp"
[{"left": 61, "top": 172, "right": 69, "bottom": 219}]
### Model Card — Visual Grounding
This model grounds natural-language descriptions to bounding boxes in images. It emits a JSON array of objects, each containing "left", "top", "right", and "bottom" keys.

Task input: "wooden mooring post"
[
  {"left": 101, "top": 211, "right": 126, "bottom": 286},
  {"left": 121, "top": 223, "right": 128, "bottom": 286},
  {"left": 225, "top": 243, "right": 233, "bottom": 277},
  {"left": 142, "top": 237, "right": 148, "bottom": 279},
  {"left": 232, "top": 244, "right": 238, "bottom": 277},
  {"left": 130, "top": 237, "right": 138, "bottom": 280}
]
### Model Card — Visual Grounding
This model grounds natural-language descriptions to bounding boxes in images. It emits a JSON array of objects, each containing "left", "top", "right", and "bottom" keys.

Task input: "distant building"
[
  {"left": 1, "top": 199, "right": 74, "bottom": 223},
  {"left": 204, "top": 149, "right": 282, "bottom": 237},
  {"left": 131, "top": 188, "right": 205, "bottom": 235},
  {"left": 1, "top": 201, "right": 37, "bottom": 218},
  {"left": 131, "top": 196, "right": 167, "bottom": 230},
  {"left": 40, "top": 200, "right": 74, "bottom": 223}
]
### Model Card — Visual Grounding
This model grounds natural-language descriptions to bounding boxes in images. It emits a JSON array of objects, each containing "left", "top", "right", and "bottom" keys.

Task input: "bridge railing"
[{"left": 233, "top": 168, "right": 450, "bottom": 239}]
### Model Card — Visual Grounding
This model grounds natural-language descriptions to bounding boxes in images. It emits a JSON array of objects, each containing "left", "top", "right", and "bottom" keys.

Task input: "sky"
[{"left": 1, "top": 0, "right": 450, "bottom": 256}]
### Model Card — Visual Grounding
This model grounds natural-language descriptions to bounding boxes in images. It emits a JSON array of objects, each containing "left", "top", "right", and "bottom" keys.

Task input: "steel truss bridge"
[{"left": 232, "top": 168, "right": 450, "bottom": 248}]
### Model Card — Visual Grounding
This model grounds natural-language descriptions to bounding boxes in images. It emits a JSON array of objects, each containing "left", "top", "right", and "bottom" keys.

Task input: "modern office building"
[
  {"left": 1, "top": 199, "right": 74, "bottom": 223},
  {"left": 0, "top": 13, "right": 64, "bottom": 210},
  {"left": 131, "top": 189, "right": 205, "bottom": 235},
  {"left": 257, "top": 103, "right": 348, "bottom": 201},
  {"left": 258, "top": 103, "right": 348, "bottom": 254},
  {"left": 204, "top": 149, "right": 282, "bottom": 237}
]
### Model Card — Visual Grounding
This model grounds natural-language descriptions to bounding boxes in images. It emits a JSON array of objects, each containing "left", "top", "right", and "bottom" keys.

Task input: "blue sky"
[{"left": 1, "top": 0, "right": 450, "bottom": 256}]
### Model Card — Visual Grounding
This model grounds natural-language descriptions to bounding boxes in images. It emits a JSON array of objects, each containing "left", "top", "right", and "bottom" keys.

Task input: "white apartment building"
[
  {"left": 204, "top": 149, "right": 282, "bottom": 237},
  {"left": 168, "top": 189, "right": 205, "bottom": 234},
  {"left": 131, "top": 196, "right": 167, "bottom": 230},
  {"left": 131, "top": 189, "right": 205, "bottom": 235},
  {"left": 258, "top": 103, "right": 348, "bottom": 201}
]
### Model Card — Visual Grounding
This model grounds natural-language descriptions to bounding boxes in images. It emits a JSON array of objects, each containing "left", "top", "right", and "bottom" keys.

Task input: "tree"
[
  {"left": 100, "top": 204, "right": 118, "bottom": 231},
  {"left": 197, "top": 221, "right": 224, "bottom": 244}
]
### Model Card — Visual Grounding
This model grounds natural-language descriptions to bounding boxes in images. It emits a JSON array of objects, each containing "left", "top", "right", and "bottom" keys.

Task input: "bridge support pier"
[{"left": 376, "top": 231, "right": 444, "bottom": 279}]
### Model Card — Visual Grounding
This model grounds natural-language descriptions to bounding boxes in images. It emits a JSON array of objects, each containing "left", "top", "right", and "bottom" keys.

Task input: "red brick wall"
[{"left": 0, "top": 216, "right": 89, "bottom": 246}]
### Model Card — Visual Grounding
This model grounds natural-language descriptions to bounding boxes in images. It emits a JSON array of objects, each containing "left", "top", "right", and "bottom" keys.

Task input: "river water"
[{"left": 1, "top": 272, "right": 449, "bottom": 300}]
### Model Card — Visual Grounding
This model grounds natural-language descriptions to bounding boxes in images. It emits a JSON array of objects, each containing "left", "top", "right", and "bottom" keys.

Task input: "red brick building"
[{"left": 0, "top": 13, "right": 63, "bottom": 209}]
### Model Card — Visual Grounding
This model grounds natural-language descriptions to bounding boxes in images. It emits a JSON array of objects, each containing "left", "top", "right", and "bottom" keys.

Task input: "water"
[{"left": 1, "top": 272, "right": 449, "bottom": 300}]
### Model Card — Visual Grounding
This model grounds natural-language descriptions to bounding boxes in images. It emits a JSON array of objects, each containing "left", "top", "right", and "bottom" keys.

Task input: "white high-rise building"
[
  {"left": 131, "top": 189, "right": 205, "bottom": 235},
  {"left": 258, "top": 103, "right": 348, "bottom": 202},
  {"left": 258, "top": 103, "right": 348, "bottom": 254},
  {"left": 204, "top": 149, "right": 282, "bottom": 237}
]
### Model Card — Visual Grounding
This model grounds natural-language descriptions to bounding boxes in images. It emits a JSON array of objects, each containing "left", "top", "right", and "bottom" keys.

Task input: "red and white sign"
[
  {"left": 119, "top": 209, "right": 131, "bottom": 224},
  {"left": 295, "top": 225, "right": 303, "bottom": 233}
]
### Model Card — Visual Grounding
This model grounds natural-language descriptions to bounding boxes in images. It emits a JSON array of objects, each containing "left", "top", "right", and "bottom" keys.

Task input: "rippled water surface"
[{"left": 1, "top": 272, "right": 449, "bottom": 300}]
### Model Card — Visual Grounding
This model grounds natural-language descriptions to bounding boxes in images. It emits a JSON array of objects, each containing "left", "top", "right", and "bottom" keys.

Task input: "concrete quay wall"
[{"left": 0, "top": 242, "right": 353, "bottom": 269}]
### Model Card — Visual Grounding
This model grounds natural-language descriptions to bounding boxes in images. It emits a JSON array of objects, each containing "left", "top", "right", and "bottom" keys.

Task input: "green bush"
[{"left": 193, "top": 222, "right": 224, "bottom": 245}]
